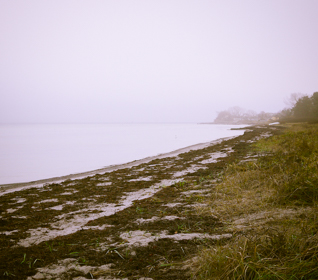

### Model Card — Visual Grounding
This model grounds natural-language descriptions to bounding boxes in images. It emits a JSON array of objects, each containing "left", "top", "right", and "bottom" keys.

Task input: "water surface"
[{"left": 0, "top": 123, "right": 246, "bottom": 184}]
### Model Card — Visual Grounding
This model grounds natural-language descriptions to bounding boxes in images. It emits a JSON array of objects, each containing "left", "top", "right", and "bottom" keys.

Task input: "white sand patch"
[
  {"left": 163, "top": 215, "right": 184, "bottom": 221},
  {"left": 147, "top": 164, "right": 160, "bottom": 168},
  {"left": 60, "top": 191, "right": 77, "bottom": 195},
  {"left": 18, "top": 180, "right": 175, "bottom": 247},
  {"left": 120, "top": 230, "right": 232, "bottom": 248},
  {"left": 182, "top": 189, "right": 210, "bottom": 196},
  {"left": 231, "top": 208, "right": 309, "bottom": 231},
  {"left": 37, "top": 199, "right": 59, "bottom": 204},
  {"left": 7, "top": 208, "right": 19, "bottom": 213},
  {"left": 224, "top": 147, "right": 234, "bottom": 153},
  {"left": 168, "top": 232, "right": 232, "bottom": 241},
  {"left": 38, "top": 187, "right": 52, "bottom": 192},
  {"left": 244, "top": 154, "right": 259, "bottom": 159},
  {"left": 136, "top": 217, "right": 159, "bottom": 224},
  {"left": 136, "top": 215, "right": 183, "bottom": 224},
  {"left": 11, "top": 216, "right": 28, "bottom": 219},
  {"left": 0, "top": 229, "right": 19, "bottom": 235},
  {"left": 128, "top": 176, "right": 152, "bottom": 182},
  {"left": 200, "top": 152, "right": 228, "bottom": 164},
  {"left": 11, "top": 197, "right": 27, "bottom": 203},
  {"left": 134, "top": 167, "right": 145, "bottom": 172},
  {"left": 164, "top": 203, "right": 183, "bottom": 208},
  {"left": 49, "top": 200, "right": 76, "bottom": 211},
  {"left": 185, "top": 203, "right": 207, "bottom": 208},
  {"left": 17, "top": 204, "right": 121, "bottom": 247},
  {"left": 98, "top": 177, "right": 109, "bottom": 181},
  {"left": 6, "top": 205, "right": 24, "bottom": 213},
  {"left": 66, "top": 201, "right": 76, "bottom": 205},
  {"left": 82, "top": 224, "right": 112, "bottom": 231},
  {"left": 96, "top": 182, "right": 112, "bottom": 186},
  {"left": 82, "top": 197, "right": 95, "bottom": 201},
  {"left": 49, "top": 205, "right": 64, "bottom": 211},
  {"left": 173, "top": 165, "right": 206, "bottom": 178},
  {"left": 50, "top": 205, "right": 64, "bottom": 210},
  {"left": 27, "top": 258, "right": 114, "bottom": 280},
  {"left": 241, "top": 154, "right": 260, "bottom": 163},
  {"left": 91, "top": 195, "right": 106, "bottom": 198},
  {"left": 247, "top": 132, "right": 273, "bottom": 143},
  {"left": 260, "top": 132, "right": 273, "bottom": 138},
  {"left": 120, "top": 230, "right": 163, "bottom": 247}
]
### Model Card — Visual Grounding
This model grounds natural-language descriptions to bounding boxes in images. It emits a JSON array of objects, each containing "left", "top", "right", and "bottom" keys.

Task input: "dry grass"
[
  {"left": 192, "top": 124, "right": 318, "bottom": 280},
  {"left": 254, "top": 124, "right": 318, "bottom": 205},
  {"left": 193, "top": 221, "right": 318, "bottom": 280},
  {"left": 198, "top": 162, "right": 275, "bottom": 219}
]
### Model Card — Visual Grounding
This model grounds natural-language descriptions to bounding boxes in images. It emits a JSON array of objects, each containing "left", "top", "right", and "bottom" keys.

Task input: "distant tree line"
[
  {"left": 279, "top": 92, "right": 318, "bottom": 123},
  {"left": 213, "top": 106, "right": 275, "bottom": 124}
]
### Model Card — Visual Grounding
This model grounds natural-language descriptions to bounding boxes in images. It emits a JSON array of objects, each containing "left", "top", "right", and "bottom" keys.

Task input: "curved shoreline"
[
  {"left": 1, "top": 124, "right": 290, "bottom": 279},
  {"left": 0, "top": 135, "right": 238, "bottom": 195}
]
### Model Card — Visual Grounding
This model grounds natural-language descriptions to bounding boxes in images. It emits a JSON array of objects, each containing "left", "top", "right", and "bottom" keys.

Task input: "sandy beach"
[{"left": 0, "top": 125, "right": 280, "bottom": 279}]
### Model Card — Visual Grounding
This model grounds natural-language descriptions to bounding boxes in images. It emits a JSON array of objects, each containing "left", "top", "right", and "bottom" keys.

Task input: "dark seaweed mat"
[{"left": 0, "top": 125, "right": 283, "bottom": 279}]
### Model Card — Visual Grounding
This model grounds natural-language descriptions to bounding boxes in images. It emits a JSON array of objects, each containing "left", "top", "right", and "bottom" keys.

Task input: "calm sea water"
[{"left": 0, "top": 123, "right": 246, "bottom": 184}]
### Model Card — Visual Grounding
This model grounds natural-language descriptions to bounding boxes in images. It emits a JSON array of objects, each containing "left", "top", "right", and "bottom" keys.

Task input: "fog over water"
[
  {"left": 1, "top": 1, "right": 318, "bottom": 124},
  {"left": 0, "top": 1, "right": 317, "bottom": 183},
  {"left": 0, "top": 123, "right": 245, "bottom": 184}
]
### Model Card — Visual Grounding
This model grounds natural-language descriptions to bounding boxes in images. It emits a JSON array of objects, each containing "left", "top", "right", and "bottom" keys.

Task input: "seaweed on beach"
[{"left": 0, "top": 125, "right": 281, "bottom": 279}]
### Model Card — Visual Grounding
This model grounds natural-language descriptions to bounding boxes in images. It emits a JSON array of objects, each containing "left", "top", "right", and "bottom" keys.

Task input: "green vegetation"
[
  {"left": 193, "top": 227, "right": 318, "bottom": 280},
  {"left": 20, "top": 253, "right": 42, "bottom": 269},
  {"left": 255, "top": 124, "right": 318, "bottom": 205},
  {"left": 279, "top": 92, "right": 318, "bottom": 123},
  {"left": 192, "top": 124, "right": 318, "bottom": 279}
]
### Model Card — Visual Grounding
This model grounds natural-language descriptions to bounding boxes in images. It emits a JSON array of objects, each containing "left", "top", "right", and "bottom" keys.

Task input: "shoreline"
[
  {"left": 0, "top": 124, "right": 283, "bottom": 279},
  {"left": 0, "top": 135, "right": 237, "bottom": 195}
]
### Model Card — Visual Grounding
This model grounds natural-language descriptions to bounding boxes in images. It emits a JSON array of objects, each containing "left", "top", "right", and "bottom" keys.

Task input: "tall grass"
[
  {"left": 194, "top": 226, "right": 318, "bottom": 280},
  {"left": 192, "top": 124, "right": 318, "bottom": 279},
  {"left": 254, "top": 125, "right": 318, "bottom": 205}
]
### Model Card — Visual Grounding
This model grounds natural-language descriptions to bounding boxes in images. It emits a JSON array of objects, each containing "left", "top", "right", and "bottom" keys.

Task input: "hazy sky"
[{"left": 1, "top": 1, "right": 317, "bottom": 123}]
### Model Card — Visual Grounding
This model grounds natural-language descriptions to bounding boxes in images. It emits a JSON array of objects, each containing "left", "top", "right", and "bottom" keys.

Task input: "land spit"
[{"left": 0, "top": 125, "right": 282, "bottom": 279}]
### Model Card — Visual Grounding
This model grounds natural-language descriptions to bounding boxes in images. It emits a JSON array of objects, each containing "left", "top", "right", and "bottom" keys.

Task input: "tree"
[
  {"left": 292, "top": 95, "right": 313, "bottom": 119},
  {"left": 214, "top": 110, "right": 234, "bottom": 123},
  {"left": 311, "top": 92, "right": 318, "bottom": 119},
  {"left": 284, "top": 93, "right": 305, "bottom": 108},
  {"left": 213, "top": 107, "right": 273, "bottom": 124}
]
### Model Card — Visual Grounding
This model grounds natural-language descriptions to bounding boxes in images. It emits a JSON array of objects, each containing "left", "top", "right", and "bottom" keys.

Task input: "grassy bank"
[{"left": 192, "top": 124, "right": 318, "bottom": 279}]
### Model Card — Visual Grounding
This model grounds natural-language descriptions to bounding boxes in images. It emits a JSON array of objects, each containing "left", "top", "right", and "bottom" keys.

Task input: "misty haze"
[
  {"left": 1, "top": 1, "right": 318, "bottom": 279},
  {"left": 1, "top": 1, "right": 317, "bottom": 124}
]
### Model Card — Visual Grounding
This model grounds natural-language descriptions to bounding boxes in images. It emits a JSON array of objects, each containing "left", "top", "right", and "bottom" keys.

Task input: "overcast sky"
[{"left": 0, "top": 1, "right": 317, "bottom": 123}]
